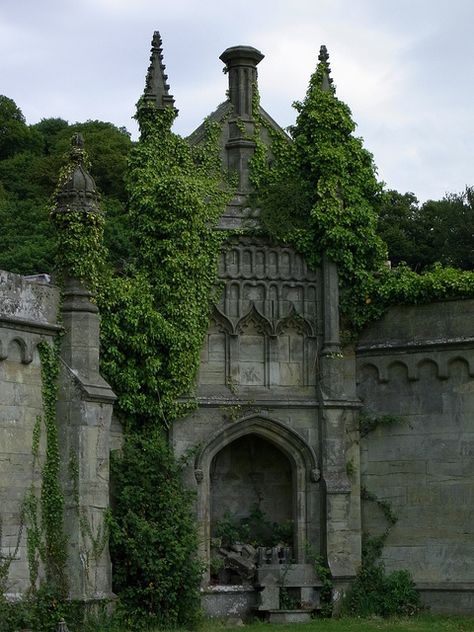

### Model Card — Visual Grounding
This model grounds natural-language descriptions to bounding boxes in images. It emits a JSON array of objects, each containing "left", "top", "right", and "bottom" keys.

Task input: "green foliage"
[
  {"left": 2, "top": 341, "right": 70, "bottom": 632},
  {"left": 308, "top": 552, "right": 333, "bottom": 617},
  {"left": 52, "top": 208, "right": 107, "bottom": 291},
  {"left": 379, "top": 187, "right": 474, "bottom": 271},
  {"left": 359, "top": 410, "right": 404, "bottom": 438},
  {"left": 377, "top": 190, "right": 422, "bottom": 269},
  {"left": 361, "top": 486, "right": 398, "bottom": 528},
  {"left": 252, "top": 53, "right": 387, "bottom": 330},
  {"left": 37, "top": 341, "right": 68, "bottom": 599},
  {"left": 99, "top": 100, "right": 233, "bottom": 428},
  {"left": 344, "top": 551, "right": 420, "bottom": 618},
  {"left": 109, "top": 430, "right": 202, "bottom": 630},
  {"left": 100, "top": 99, "right": 233, "bottom": 627},
  {"left": 213, "top": 505, "right": 293, "bottom": 548},
  {"left": 0, "top": 100, "right": 133, "bottom": 275},
  {"left": 344, "top": 489, "right": 420, "bottom": 618},
  {"left": 0, "top": 95, "right": 40, "bottom": 159},
  {"left": 249, "top": 57, "right": 474, "bottom": 331}
]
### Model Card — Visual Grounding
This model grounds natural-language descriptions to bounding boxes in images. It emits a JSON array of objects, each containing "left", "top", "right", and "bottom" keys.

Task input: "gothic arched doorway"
[
  {"left": 210, "top": 434, "right": 293, "bottom": 582},
  {"left": 194, "top": 414, "right": 320, "bottom": 583}
]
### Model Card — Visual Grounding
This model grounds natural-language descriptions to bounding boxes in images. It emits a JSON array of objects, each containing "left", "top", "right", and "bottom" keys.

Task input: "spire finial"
[
  {"left": 143, "top": 31, "right": 176, "bottom": 111},
  {"left": 318, "top": 45, "right": 330, "bottom": 65},
  {"left": 317, "top": 44, "right": 334, "bottom": 92}
]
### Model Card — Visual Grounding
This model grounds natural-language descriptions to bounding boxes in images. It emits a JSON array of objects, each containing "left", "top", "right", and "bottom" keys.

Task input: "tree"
[
  {"left": 378, "top": 187, "right": 474, "bottom": 271},
  {"left": 377, "top": 190, "right": 420, "bottom": 268},
  {"left": 0, "top": 105, "right": 133, "bottom": 275},
  {"left": 0, "top": 96, "right": 32, "bottom": 159},
  {"left": 417, "top": 187, "right": 474, "bottom": 270}
]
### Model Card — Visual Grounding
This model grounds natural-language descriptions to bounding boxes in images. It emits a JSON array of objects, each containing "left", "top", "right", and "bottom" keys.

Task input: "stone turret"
[
  {"left": 55, "top": 133, "right": 101, "bottom": 214},
  {"left": 318, "top": 44, "right": 334, "bottom": 92}
]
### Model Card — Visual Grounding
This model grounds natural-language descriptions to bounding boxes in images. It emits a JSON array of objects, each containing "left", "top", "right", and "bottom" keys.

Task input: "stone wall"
[
  {"left": 0, "top": 271, "right": 60, "bottom": 597},
  {"left": 357, "top": 299, "right": 474, "bottom": 613},
  {"left": 171, "top": 238, "right": 362, "bottom": 599},
  {"left": 0, "top": 271, "right": 115, "bottom": 602}
]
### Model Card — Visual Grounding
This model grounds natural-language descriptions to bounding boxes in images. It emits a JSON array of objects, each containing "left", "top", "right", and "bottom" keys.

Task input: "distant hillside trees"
[
  {"left": 378, "top": 187, "right": 474, "bottom": 271},
  {"left": 0, "top": 96, "right": 133, "bottom": 275},
  {"left": 0, "top": 95, "right": 473, "bottom": 277}
]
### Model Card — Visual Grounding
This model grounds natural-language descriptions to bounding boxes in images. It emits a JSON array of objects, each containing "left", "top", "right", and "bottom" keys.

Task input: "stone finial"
[
  {"left": 144, "top": 30, "right": 176, "bottom": 111},
  {"left": 318, "top": 44, "right": 330, "bottom": 65},
  {"left": 57, "top": 620, "right": 70, "bottom": 632},
  {"left": 318, "top": 44, "right": 334, "bottom": 92},
  {"left": 53, "top": 134, "right": 100, "bottom": 215},
  {"left": 219, "top": 45, "right": 264, "bottom": 118}
]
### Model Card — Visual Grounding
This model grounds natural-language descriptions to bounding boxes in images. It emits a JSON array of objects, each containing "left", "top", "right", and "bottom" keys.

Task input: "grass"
[
  {"left": 84, "top": 613, "right": 474, "bottom": 632},
  {"left": 224, "top": 615, "right": 470, "bottom": 632},
  {"left": 198, "top": 615, "right": 474, "bottom": 632}
]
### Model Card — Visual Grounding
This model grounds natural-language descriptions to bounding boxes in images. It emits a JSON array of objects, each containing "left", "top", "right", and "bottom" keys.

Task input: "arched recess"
[
  {"left": 194, "top": 414, "right": 320, "bottom": 577},
  {"left": 7, "top": 335, "right": 34, "bottom": 364}
]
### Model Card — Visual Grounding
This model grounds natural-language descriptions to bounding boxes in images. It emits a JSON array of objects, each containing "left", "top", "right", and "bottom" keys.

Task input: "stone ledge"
[
  {"left": 0, "top": 316, "right": 62, "bottom": 335},
  {"left": 417, "top": 582, "right": 474, "bottom": 591},
  {"left": 264, "top": 609, "right": 312, "bottom": 624},
  {"left": 357, "top": 337, "right": 474, "bottom": 355}
]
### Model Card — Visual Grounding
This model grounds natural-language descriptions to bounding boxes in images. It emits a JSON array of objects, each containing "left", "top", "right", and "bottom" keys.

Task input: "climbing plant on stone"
[
  {"left": 100, "top": 95, "right": 233, "bottom": 428},
  {"left": 252, "top": 46, "right": 387, "bottom": 329},
  {"left": 50, "top": 133, "right": 107, "bottom": 293}
]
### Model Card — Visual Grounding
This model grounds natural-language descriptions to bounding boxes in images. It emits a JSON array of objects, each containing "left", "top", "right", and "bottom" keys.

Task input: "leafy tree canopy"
[
  {"left": 378, "top": 187, "right": 474, "bottom": 271},
  {"left": 0, "top": 99, "right": 133, "bottom": 275}
]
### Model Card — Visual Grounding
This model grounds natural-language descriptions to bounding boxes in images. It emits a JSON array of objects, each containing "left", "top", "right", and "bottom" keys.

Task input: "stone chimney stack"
[{"left": 219, "top": 45, "right": 264, "bottom": 193}]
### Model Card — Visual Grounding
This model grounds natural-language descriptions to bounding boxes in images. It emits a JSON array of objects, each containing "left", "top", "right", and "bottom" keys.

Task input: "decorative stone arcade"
[{"left": 143, "top": 34, "right": 362, "bottom": 615}]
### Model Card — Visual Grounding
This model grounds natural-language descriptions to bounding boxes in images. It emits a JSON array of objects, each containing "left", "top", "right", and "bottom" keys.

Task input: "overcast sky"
[{"left": 1, "top": 0, "right": 473, "bottom": 202}]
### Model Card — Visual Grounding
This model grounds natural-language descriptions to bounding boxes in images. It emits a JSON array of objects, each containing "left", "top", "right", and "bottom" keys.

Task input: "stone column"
[
  {"left": 319, "top": 256, "right": 361, "bottom": 608},
  {"left": 58, "top": 276, "right": 115, "bottom": 602}
]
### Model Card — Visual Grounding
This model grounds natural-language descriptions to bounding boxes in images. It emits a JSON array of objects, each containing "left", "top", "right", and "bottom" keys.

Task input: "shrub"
[{"left": 109, "top": 430, "right": 202, "bottom": 629}]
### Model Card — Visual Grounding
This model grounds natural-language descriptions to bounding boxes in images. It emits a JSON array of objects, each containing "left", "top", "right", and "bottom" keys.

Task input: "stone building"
[{"left": 0, "top": 33, "right": 473, "bottom": 617}]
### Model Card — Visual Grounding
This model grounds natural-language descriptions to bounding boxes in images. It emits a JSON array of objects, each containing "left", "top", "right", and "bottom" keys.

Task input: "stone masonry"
[{"left": 0, "top": 34, "right": 473, "bottom": 616}]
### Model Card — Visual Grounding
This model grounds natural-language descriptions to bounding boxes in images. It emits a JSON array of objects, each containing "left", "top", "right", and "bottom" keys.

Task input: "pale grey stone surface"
[
  {"left": 0, "top": 272, "right": 60, "bottom": 596},
  {"left": 0, "top": 271, "right": 115, "bottom": 601},
  {"left": 357, "top": 300, "right": 474, "bottom": 612}
]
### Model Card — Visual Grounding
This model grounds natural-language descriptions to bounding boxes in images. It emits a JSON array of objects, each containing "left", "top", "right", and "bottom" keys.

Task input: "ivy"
[
  {"left": 343, "top": 485, "right": 420, "bottom": 617},
  {"left": 100, "top": 98, "right": 234, "bottom": 627},
  {"left": 250, "top": 50, "right": 386, "bottom": 330},
  {"left": 37, "top": 340, "right": 68, "bottom": 598},
  {"left": 248, "top": 49, "right": 474, "bottom": 331},
  {"left": 109, "top": 430, "right": 202, "bottom": 630},
  {"left": 358, "top": 410, "right": 404, "bottom": 438},
  {"left": 50, "top": 140, "right": 107, "bottom": 292},
  {"left": 99, "top": 99, "right": 233, "bottom": 428}
]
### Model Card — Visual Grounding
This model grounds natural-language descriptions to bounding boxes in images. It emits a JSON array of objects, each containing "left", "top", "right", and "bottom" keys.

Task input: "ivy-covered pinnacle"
[
  {"left": 99, "top": 98, "right": 234, "bottom": 428},
  {"left": 50, "top": 133, "right": 106, "bottom": 291},
  {"left": 254, "top": 45, "right": 387, "bottom": 329}
]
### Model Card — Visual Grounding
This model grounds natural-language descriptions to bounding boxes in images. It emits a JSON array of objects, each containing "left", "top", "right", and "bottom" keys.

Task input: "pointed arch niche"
[{"left": 194, "top": 414, "right": 320, "bottom": 579}]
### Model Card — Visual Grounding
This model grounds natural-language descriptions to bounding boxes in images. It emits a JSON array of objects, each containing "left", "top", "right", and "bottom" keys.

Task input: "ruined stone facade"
[{"left": 0, "top": 35, "right": 473, "bottom": 616}]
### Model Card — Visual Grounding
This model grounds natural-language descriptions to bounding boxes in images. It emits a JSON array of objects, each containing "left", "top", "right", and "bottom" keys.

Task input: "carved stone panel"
[{"left": 198, "top": 238, "right": 321, "bottom": 392}]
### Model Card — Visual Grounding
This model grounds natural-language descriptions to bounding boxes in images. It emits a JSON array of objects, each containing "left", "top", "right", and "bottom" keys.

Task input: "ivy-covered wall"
[
  {"left": 0, "top": 267, "right": 116, "bottom": 610},
  {"left": 0, "top": 271, "right": 60, "bottom": 597}
]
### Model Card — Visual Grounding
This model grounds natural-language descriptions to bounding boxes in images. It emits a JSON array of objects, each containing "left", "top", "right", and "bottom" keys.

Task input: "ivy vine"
[
  {"left": 37, "top": 340, "right": 68, "bottom": 597},
  {"left": 248, "top": 49, "right": 474, "bottom": 331},
  {"left": 99, "top": 99, "right": 234, "bottom": 428},
  {"left": 50, "top": 139, "right": 107, "bottom": 292}
]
